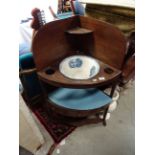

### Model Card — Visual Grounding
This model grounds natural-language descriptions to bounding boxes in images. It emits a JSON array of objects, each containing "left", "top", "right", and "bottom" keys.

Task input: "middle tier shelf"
[{"left": 37, "top": 59, "right": 121, "bottom": 89}]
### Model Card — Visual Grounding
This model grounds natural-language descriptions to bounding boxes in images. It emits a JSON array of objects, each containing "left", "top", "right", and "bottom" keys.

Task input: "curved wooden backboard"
[
  {"left": 32, "top": 16, "right": 80, "bottom": 71},
  {"left": 79, "top": 16, "right": 127, "bottom": 69},
  {"left": 32, "top": 15, "right": 126, "bottom": 71}
]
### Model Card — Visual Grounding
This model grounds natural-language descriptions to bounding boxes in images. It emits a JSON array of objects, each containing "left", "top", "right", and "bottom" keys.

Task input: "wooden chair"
[{"left": 19, "top": 43, "right": 43, "bottom": 106}]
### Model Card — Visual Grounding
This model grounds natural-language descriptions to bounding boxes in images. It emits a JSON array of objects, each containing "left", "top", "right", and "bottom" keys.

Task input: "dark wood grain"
[
  {"left": 31, "top": 16, "right": 80, "bottom": 71},
  {"left": 79, "top": 16, "right": 127, "bottom": 69},
  {"left": 32, "top": 15, "right": 127, "bottom": 71},
  {"left": 47, "top": 99, "right": 110, "bottom": 118},
  {"left": 38, "top": 59, "right": 121, "bottom": 88},
  {"left": 31, "top": 15, "right": 126, "bottom": 123}
]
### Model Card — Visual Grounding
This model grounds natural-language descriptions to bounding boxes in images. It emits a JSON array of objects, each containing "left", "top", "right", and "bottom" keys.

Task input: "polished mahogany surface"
[
  {"left": 32, "top": 15, "right": 126, "bottom": 88},
  {"left": 38, "top": 58, "right": 121, "bottom": 88},
  {"left": 32, "top": 15, "right": 126, "bottom": 71}
]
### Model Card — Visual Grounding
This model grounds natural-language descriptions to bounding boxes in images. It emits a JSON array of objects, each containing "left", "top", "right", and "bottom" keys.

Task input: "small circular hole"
[
  {"left": 45, "top": 67, "right": 55, "bottom": 75},
  {"left": 104, "top": 67, "right": 114, "bottom": 74}
]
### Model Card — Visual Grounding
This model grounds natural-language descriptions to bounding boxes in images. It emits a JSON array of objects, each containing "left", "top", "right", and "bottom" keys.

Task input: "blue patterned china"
[{"left": 59, "top": 55, "right": 100, "bottom": 80}]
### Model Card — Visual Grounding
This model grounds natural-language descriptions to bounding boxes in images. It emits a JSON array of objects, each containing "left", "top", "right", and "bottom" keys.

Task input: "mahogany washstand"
[{"left": 31, "top": 15, "right": 126, "bottom": 126}]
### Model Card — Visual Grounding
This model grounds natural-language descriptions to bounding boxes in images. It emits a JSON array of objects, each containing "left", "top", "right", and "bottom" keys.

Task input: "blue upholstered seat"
[
  {"left": 19, "top": 52, "right": 35, "bottom": 69},
  {"left": 57, "top": 12, "right": 73, "bottom": 19},
  {"left": 48, "top": 88, "right": 112, "bottom": 110},
  {"left": 19, "top": 43, "right": 42, "bottom": 98}
]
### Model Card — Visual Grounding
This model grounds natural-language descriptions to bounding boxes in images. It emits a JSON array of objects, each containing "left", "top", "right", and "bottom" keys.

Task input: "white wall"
[
  {"left": 19, "top": 0, "right": 58, "bottom": 20},
  {"left": 79, "top": 0, "right": 135, "bottom": 8}
]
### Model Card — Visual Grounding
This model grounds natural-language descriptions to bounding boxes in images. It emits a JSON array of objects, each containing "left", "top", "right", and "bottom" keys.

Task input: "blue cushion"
[
  {"left": 19, "top": 43, "right": 35, "bottom": 69},
  {"left": 48, "top": 88, "right": 112, "bottom": 110},
  {"left": 19, "top": 43, "right": 42, "bottom": 98},
  {"left": 19, "top": 52, "right": 35, "bottom": 69},
  {"left": 57, "top": 12, "right": 73, "bottom": 19}
]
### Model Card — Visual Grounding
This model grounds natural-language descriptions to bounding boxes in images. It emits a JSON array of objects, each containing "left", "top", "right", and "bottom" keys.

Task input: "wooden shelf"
[
  {"left": 66, "top": 27, "right": 93, "bottom": 35},
  {"left": 38, "top": 59, "right": 121, "bottom": 89}
]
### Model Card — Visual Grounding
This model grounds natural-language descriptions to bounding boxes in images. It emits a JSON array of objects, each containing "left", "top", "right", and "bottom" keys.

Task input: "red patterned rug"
[{"left": 32, "top": 105, "right": 76, "bottom": 144}]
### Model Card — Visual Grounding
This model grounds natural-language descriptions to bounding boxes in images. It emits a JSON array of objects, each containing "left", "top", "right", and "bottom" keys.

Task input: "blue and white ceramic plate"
[{"left": 59, "top": 55, "right": 100, "bottom": 80}]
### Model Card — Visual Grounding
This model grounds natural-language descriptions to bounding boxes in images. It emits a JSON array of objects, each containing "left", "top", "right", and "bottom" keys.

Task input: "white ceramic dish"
[{"left": 59, "top": 55, "right": 100, "bottom": 80}]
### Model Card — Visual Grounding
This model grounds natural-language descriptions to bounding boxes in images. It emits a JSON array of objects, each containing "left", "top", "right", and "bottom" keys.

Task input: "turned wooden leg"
[
  {"left": 103, "top": 83, "right": 117, "bottom": 126},
  {"left": 110, "top": 83, "right": 117, "bottom": 97},
  {"left": 103, "top": 106, "right": 109, "bottom": 126}
]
